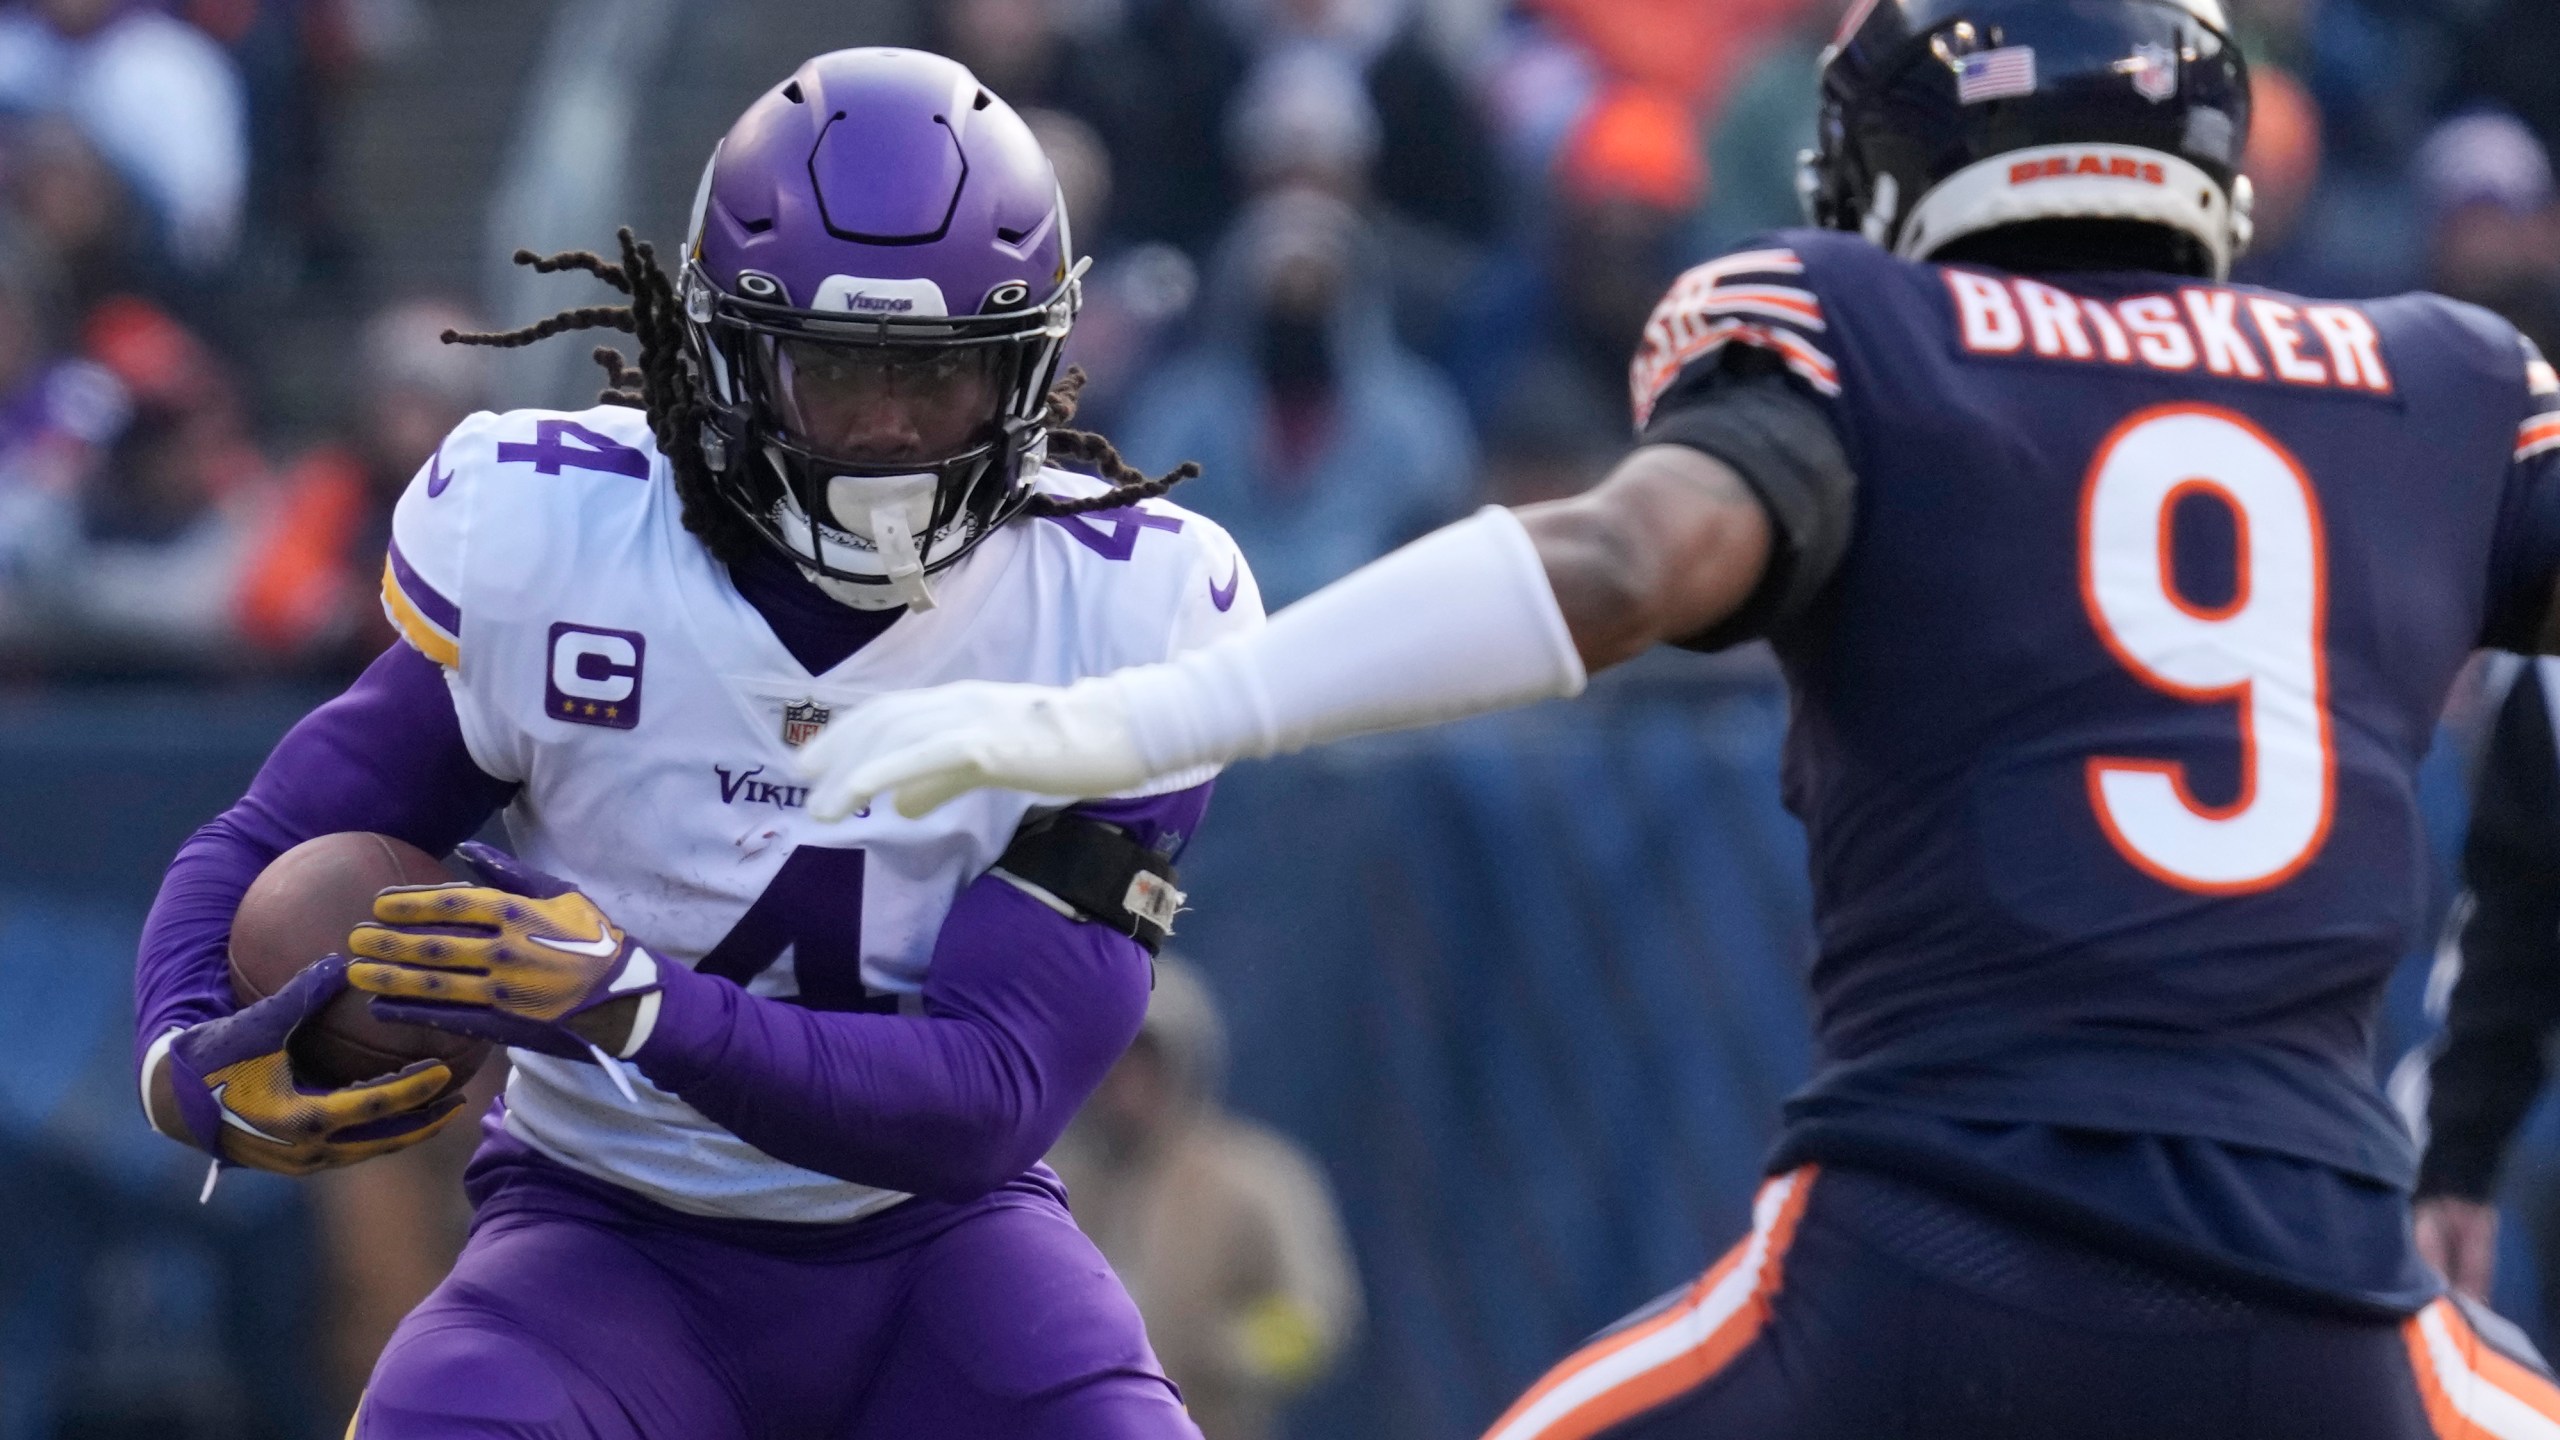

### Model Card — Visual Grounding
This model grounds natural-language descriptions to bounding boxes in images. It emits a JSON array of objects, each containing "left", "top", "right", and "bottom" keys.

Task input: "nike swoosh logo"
[
  {"left": 426, "top": 443, "right": 456, "bottom": 498},
  {"left": 208, "top": 1084, "right": 286, "bottom": 1144},
  {"left": 530, "top": 928, "right": 621, "bottom": 959},
  {"left": 1208, "top": 557, "right": 1241, "bottom": 613}
]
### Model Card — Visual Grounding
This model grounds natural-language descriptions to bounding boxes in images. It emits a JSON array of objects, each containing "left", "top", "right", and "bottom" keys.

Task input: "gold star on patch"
[
  {"left": 561, "top": 700, "right": 574, "bottom": 713},
  {"left": 583, "top": 702, "right": 598, "bottom": 716},
  {"left": 603, "top": 705, "right": 619, "bottom": 720}
]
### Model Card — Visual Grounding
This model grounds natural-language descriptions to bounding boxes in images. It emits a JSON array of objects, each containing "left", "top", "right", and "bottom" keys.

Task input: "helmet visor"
[{"left": 752, "top": 335, "right": 1017, "bottom": 468}]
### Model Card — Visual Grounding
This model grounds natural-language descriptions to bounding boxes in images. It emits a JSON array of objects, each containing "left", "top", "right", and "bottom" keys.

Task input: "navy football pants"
[{"left": 1483, "top": 1166, "right": 2560, "bottom": 1440}]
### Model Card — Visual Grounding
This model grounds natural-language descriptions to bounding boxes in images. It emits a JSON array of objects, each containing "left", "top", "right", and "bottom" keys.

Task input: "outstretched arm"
[
  {"left": 1522, "top": 445, "right": 1774, "bottom": 672},
  {"left": 797, "top": 369, "right": 1852, "bottom": 819}
]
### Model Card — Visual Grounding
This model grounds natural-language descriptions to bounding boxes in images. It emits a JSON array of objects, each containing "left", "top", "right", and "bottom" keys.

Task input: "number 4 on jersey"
[
  {"left": 498, "top": 419, "right": 652, "bottom": 479},
  {"left": 695, "top": 846, "right": 873, "bottom": 1010},
  {"left": 2080, "top": 405, "right": 2334, "bottom": 893}
]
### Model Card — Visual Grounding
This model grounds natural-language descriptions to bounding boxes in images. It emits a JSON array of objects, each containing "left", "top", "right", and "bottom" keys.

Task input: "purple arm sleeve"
[
  {"left": 629, "top": 783, "right": 1213, "bottom": 1200},
  {"left": 134, "top": 642, "right": 520, "bottom": 1070},
  {"left": 636, "top": 875, "right": 1153, "bottom": 1199}
]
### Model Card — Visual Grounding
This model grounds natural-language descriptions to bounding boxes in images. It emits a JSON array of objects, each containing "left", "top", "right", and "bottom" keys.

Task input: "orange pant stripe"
[
  {"left": 1481, "top": 1167, "right": 1818, "bottom": 1440},
  {"left": 2404, "top": 1297, "right": 2560, "bottom": 1439}
]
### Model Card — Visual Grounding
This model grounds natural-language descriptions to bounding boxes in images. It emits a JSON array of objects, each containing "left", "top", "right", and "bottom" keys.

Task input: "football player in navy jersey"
[{"left": 803, "top": 2, "right": 2560, "bottom": 1436}]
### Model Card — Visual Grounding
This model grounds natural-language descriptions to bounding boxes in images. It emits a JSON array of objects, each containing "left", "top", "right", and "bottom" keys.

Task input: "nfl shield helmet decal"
[
  {"left": 781, "top": 699, "right": 832, "bottom": 748},
  {"left": 2126, "top": 43, "right": 2180, "bottom": 103}
]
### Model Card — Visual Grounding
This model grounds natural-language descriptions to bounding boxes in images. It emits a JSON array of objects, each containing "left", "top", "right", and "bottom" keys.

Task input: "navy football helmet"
[{"left": 1802, "top": 0, "right": 2254, "bottom": 279}]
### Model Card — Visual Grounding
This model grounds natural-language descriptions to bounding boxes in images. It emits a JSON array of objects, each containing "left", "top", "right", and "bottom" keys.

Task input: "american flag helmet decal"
[{"left": 1956, "top": 47, "right": 2039, "bottom": 105}]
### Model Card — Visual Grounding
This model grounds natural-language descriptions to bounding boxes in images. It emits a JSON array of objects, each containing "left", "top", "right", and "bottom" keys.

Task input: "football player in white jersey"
[{"left": 131, "top": 48, "right": 1257, "bottom": 1438}]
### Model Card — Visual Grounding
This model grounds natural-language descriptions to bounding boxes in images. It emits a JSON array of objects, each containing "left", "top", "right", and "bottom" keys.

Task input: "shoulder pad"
[
  {"left": 1150, "top": 498, "right": 1262, "bottom": 658},
  {"left": 1018, "top": 472, "right": 1263, "bottom": 666},
  {"left": 2377, "top": 292, "right": 2534, "bottom": 381},
  {"left": 384, "top": 406, "right": 665, "bottom": 667},
  {"left": 1631, "top": 232, "right": 1845, "bottom": 430}
]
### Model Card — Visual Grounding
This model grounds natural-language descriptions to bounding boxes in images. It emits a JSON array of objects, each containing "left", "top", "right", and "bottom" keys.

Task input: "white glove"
[
  {"left": 795, "top": 676, "right": 1152, "bottom": 821},
  {"left": 794, "top": 507, "right": 1584, "bottom": 821}
]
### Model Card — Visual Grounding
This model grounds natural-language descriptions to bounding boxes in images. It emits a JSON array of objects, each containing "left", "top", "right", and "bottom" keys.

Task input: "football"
[{"left": 228, "top": 831, "right": 491, "bottom": 1092}]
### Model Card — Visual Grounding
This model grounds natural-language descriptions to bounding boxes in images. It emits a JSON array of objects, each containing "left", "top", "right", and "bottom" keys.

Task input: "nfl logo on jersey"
[{"left": 781, "top": 699, "right": 831, "bottom": 749}]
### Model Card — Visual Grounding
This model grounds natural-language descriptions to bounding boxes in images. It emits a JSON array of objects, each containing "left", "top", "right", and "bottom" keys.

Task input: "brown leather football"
[{"left": 228, "top": 831, "right": 491, "bottom": 1091}]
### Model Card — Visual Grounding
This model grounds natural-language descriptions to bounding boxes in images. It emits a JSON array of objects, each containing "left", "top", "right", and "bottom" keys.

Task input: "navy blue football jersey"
[{"left": 1634, "top": 228, "right": 2560, "bottom": 1311}]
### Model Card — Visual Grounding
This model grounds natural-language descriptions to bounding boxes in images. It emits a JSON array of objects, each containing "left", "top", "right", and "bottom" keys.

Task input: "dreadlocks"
[
  {"left": 441, "top": 227, "right": 1199, "bottom": 567},
  {"left": 1032, "top": 367, "right": 1202, "bottom": 515}
]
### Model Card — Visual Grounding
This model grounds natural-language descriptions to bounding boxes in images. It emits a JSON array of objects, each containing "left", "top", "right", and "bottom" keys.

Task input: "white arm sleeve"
[{"left": 1114, "top": 507, "right": 1586, "bottom": 772}]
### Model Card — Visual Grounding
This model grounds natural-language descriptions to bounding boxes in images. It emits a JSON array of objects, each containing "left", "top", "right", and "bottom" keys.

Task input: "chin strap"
[
  {"left": 866, "top": 504, "right": 939, "bottom": 612},
  {"left": 817, "top": 469, "right": 941, "bottom": 612}
]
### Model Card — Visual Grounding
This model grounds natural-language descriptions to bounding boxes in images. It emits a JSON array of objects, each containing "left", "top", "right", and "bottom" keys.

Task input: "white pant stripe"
[
  {"left": 2419, "top": 1303, "right": 2560, "bottom": 1440},
  {"left": 1485, "top": 1172, "right": 1801, "bottom": 1440}
]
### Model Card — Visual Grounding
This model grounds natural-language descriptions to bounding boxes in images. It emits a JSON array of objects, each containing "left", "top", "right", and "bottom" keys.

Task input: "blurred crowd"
[
  {"left": 0, "top": 0, "right": 2554, "bottom": 672},
  {"left": 0, "top": 0, "right": 480, "bottom": 682}
]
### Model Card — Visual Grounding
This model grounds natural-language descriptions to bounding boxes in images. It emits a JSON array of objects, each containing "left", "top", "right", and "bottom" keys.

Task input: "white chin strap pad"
[
  {"left": 828, "top": 471, "right": 942, "bottom": 611},
  {"left": 1896, "top": 143, "right": 2252, "bottom": 281},
  {"left": 770, "top": 469, "right": 941, "bottom": 611}
]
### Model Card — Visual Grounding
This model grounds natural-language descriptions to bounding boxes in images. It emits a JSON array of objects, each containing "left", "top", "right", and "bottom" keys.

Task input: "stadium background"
[{"left": 0, "top": 0, "right": 2549, "bottom": 1435}]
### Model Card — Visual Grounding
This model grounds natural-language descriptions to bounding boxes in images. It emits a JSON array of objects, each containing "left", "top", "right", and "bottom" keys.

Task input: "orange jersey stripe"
[
  {"left": 1630, "top": 251, "right": 1830, "bottom": 424},
  {"left": 1630, "top": 318, "right": 1845, "bottom": 423},
  {"left": 1641, "top": 320, "right": 1840, "bottom": 397},
  {"left": 1700, "top": 285, "right": 1828, "bottom": 329},
  {"left": 1764, "top": 329, "right": 1843, "bottom": 390},
  {"left": 1695, "top": 249, "right": 1804, "bottom": 283}
]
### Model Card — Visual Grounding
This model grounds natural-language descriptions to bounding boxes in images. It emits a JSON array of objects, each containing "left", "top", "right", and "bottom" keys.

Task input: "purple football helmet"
[{"left": 682, "top": 47, "right": 1082, "bottom": 608}]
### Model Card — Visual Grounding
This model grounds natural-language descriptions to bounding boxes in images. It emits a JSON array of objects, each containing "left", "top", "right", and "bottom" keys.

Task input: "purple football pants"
[{"left": 354, "top": 1136, "right": 1198, "bottom": 1439}]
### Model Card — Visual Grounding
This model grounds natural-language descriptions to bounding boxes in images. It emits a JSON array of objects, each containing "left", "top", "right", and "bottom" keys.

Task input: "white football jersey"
[{"left": 382, "top": 404, "right": 1262, "bottom": 1221}]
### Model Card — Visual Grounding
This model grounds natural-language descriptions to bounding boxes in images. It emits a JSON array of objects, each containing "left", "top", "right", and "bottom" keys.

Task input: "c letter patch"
[{"left": 547, "top": 623, "right": 645, "bottom": 730}]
